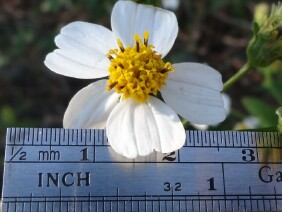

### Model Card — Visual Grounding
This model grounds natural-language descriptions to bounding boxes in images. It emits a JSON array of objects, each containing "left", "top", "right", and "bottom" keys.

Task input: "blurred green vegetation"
[{"left": 0, "top": 0, "right": 281, "bottom": 194}]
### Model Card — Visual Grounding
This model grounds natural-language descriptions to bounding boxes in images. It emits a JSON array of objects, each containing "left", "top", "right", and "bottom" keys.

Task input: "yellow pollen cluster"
[{"left": 106, "top": 31, "right": 174, "bottom": 103}]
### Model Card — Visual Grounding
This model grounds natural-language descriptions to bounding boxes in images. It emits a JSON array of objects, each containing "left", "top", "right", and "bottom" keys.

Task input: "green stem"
[{"left": 222, "top": 63, "right": 252, "bottom": 92}]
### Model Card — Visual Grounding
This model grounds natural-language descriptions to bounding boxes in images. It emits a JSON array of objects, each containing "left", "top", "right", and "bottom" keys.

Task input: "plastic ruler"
[{"left": 1, "top": 128, "right": 282, "bottom": 211}]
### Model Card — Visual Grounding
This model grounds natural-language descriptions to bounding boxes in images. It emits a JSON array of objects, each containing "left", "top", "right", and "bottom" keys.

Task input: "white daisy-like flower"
[{"left": 44, "top": 0, "right": 227, "bottom": 158}]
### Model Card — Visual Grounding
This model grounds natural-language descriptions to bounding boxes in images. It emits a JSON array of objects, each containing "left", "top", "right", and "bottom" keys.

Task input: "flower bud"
[{"left": 247, "top": 2, "right": 282, "bottom": 67}]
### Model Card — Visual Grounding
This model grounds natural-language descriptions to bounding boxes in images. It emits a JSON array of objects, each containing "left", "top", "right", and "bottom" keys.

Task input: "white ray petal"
[
  {"left": 162, "top": 63, "right": 227, "bottom": 124},
  {"left": 111, "top": 0, "right": 178, "bottom": 57},
  {"left": 45, "top": 50, "right": 109, "bottom": 79},
  {"left": 63, "top": 80, "right": 120, "bottom": 129},
  {"left": 45, "top": 21, "right": 117, "bottom": 79},
  {"left": 106, "top": 97, "right": 185, "bottom": 158},
  {"left": 60, "top": 21, "right": 116, "bottom": 54}
]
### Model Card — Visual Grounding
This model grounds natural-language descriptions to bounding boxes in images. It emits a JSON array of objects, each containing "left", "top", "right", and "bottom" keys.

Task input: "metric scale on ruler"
[{"left": 1, "top": 128, "right": 282, "bottom": 212}]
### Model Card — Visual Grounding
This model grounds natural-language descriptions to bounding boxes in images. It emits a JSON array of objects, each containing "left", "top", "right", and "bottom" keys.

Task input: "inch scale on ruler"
[{"left": 1, "top": 128, "right": 282, "bottom": 212}]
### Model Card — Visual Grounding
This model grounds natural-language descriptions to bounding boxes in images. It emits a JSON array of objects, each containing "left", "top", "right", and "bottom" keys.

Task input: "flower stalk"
[{"left": 222, "top": 63, "right": 252, "bottom": 92}]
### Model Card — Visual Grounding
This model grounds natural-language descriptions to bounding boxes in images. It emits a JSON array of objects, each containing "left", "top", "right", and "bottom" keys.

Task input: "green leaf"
[
  {"left": 258, "top": 61, "right": 282, "bottom": 104},
  {"left": 266, "top": 80, "right": 282, "bottom": 105},
  {"left": 242, "top": 97, "right": 277, "bottom": 128}
]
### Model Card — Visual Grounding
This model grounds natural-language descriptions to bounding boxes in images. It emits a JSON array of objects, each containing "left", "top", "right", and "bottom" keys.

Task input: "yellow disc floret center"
[{"left": 106, "top": 31, "right": 174, "bottom": 103}]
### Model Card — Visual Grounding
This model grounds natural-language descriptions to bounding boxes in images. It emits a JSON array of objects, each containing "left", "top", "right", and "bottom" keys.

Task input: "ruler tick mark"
[
  {"left": 198, "top": 192, "right": 200, "bottom": 212},
  {"left": 274, "top": 186, "right": 278, "bottom": 210}
]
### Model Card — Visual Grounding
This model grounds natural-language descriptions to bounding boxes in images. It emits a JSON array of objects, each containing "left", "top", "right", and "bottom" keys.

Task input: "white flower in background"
[
  {"left": 162, "top": 0, "right": 180, "bottom": 11},
  {"left": 234, "top": 117, "right": 260, "bottom": 130},
  {"left": 44, "top": 0, "right": 226, "bottom": 158}
]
